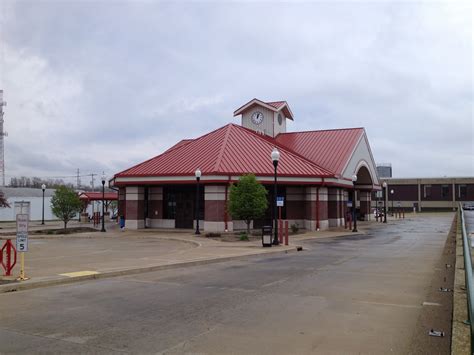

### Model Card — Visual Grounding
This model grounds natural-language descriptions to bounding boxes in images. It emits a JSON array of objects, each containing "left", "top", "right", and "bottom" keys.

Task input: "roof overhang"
[
  {"left": 112, "top": 175, "right": 359, "bottom": 188},
  {"left": 233, "top": 98, "right": 294, "bottom": 120}
]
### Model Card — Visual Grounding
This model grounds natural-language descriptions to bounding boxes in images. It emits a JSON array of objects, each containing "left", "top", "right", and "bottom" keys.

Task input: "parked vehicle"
[{"left": 463, "top": 203, "right": 474, "bottom": 211}]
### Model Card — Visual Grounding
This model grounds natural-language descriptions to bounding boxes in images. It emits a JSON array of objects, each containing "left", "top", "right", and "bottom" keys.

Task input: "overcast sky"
[{"left": 0, "top": 0, "right": 472, "bottom": 186}]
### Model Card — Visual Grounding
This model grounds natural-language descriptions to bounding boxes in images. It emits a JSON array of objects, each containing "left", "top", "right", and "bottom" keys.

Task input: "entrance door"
[{"left": 175, "top": 191, "right": 194, "bottom": 229}]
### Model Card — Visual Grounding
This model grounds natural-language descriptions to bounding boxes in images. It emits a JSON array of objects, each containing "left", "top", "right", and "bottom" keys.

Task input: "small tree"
[
  {"left": 0, "top": 190, "right": 10, "bottom": 208},
  {"left": 51, "top": 186, "right": 82, "bottom": 229},
  {"left": 229, "top": 174, "right": 268, "bottom": 235}
]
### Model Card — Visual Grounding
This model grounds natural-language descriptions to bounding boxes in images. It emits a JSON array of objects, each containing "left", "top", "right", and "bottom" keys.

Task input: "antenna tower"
[{"left": 0, "top": 90, "right": 7, "bottom": 186}]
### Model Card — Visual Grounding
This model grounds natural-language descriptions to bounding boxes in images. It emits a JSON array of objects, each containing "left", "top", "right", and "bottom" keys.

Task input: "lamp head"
[
  {"left": 41, "top": 184, "right": 46, "bottom": 190},
  {"left": 101, "top": 172, "right": 106, "bottom": 184},
  {"left": 271, "top": 148, "right": 280, "bottom": 162},
  {"left": 195, "top": 169, "right": 201, "bottom": 179},
  {"left": 382, "top": 182, "right": 387, "bottom": 188},
  {"left": 351, "top": 174, "right": 357, "bottom": 183}
]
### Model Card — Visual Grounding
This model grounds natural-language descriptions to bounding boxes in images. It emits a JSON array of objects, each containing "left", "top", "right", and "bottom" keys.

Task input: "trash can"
[
  {"left": 262, "top": 225, "right": 272, "bottom": 247},
  {"left": 119, "top": 216, "right": 125, "bottom": 229}
]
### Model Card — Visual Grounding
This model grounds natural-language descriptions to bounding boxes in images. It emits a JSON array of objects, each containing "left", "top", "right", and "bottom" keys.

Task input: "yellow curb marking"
[{"left": 59, "top": 271, "right": 99, "bottom": 277}]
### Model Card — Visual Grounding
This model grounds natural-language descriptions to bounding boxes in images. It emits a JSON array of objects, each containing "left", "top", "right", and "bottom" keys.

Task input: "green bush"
[
  {"left": 290, "top": 223, "right": 299, "bottom": 234},
  {"left": 205, "top": 232, "right": 221, "bottom": 238},
  {"left": 239, "top": 232, "right": 249, "bottom": 241}
]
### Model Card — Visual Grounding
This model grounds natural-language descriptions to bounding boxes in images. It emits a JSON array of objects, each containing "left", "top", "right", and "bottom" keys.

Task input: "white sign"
[
  {"left": 16, "top": 214, "right": 29, "bottom": 252},
  {"left": 276, "top": 196, "right": 284, "bottom": 207}
]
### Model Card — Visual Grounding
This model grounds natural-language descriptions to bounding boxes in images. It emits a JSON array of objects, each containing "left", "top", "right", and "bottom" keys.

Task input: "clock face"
[{"left": 251, "top": 111, "right": 264, "bottom": 125}]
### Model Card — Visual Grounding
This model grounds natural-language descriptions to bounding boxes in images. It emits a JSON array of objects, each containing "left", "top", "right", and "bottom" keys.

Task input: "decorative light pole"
[
  {"left": 41, "top": 184, "right": 46, "bottom": 225},
  {"left": 382, "top": 182, "right": 387, "bottom": 223},
  {"left": 352, "top": 174, "right": 358, "bottom": 232},
  {"left": 390, "top": 189, "right": 394, "bottom": 216},
  {"left": 195, "top": 169, "right": 201, "bottom": 235},
  {"left": 101, "top": 173, "right": 106, "bottom": 232},
  {"left": 271, "top": 148, "right": 280, "bottom": 245}
]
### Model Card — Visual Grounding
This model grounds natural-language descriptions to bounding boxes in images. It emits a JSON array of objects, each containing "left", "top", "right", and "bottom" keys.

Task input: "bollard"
[
  {"left": 285, "top": 221, "right": 289, "bottom": 246},
  {"left": 279, "top": 219, "right": 283, "bottom": 244},
  {"left": 0, "top": 239, "right": 17, "bottom": 276}
]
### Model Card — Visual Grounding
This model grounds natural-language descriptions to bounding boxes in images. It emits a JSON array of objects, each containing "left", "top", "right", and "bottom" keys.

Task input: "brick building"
[
  {"left": 111, "top": 99, "right": 381, "bottom": 231},
  {"left": 375, "top": 177, "right": 474, "bottom": 212}
]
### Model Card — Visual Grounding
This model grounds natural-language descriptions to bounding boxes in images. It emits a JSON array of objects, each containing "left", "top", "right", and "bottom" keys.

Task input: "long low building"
[
  {"left": 375, "top": 177, "right": 474, "bottom": 212},
  {"left": 111, "top": 98, "right": 381, "bottom": 232}
]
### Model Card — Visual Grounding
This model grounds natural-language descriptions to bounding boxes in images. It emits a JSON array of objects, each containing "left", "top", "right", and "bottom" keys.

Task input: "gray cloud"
[{"left": 0, "top": 0, "right": 472, "bottom": 181}]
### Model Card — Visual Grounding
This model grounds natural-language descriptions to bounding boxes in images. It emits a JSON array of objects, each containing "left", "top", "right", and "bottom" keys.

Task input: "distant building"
[
  {"left": 0, "top": 187, "right": 55, "bottom": 221},
  {"left": 377, "top": 163, "right": 392, "bottom": 178},
  {"left": 373, "top": 177, "right": 474, "bottom": 212}
]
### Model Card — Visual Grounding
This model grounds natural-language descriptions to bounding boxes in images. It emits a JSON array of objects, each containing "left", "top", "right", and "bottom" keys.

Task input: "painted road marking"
[
  {"left": 59, "top": 271, "right": 99, "bottom": 277},
  {"left": 356, "top": 300, "right": 421, "bottom": 309},
  {"left": 422, "top": 301, "right": 441, "bottom": 307}
]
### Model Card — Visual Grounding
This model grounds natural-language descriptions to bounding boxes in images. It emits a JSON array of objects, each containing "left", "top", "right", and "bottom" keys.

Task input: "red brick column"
[
  {"left": 118, "top": 187, "right": 126, "bottom": 219},
  {"left": 328, "top": 187, "right": 340, "bottom": 227},
  {"left": 204, "top": 185, "right": 227, "bottom": 232},
  {"left": 359, "top": 190, "right": 371, "bottom": 221},
  {"left": 125, "top": 186, "right": 145, "bottom": 229}
]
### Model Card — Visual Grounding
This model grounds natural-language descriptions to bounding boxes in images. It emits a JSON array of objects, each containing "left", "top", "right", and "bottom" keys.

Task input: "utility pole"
[
  {"left": 76, "top": 168, "right": 81, "bottom": 189},
  {"left": 0, "top": 90, "right": 7, "bottom": 187},
  {"left": 90, "top": 173, "right": 96, "bottom": 192}
]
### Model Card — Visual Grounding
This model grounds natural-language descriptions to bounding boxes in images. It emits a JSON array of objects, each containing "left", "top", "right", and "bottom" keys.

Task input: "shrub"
[
  {"left": 290, "top": 223, "right": 299, "bottom": 234},
  {"left": 205, "top": 232, "right": 221, "bottom": 238},
  {"left": 239, "top": 232, "right": 249, "bottom": 241}
]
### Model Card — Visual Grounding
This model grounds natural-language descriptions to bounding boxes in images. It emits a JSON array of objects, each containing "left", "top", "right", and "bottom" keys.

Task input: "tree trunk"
[
  {"left": 64, "top": 220, "right": 67, "bottom": 229},
  {"left": 246, "top": 220, "right": 251, "bottom": 235}
]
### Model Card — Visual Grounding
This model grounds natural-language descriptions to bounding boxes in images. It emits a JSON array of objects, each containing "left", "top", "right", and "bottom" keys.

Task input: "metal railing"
[{"left": 460, "top": 203, "right": 474, "bottom": 354}]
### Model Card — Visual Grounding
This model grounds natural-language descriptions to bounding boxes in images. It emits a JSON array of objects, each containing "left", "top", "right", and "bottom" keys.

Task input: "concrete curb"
[
  {"left": 0, "top": 245, "right": 302, "bottom": 294},
  {"left": 451, "top": 214, "right": 470, "bottom": 355}
]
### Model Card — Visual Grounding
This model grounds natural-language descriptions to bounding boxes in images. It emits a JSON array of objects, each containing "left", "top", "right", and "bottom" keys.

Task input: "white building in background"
[{"left": 0, "top": 187, "right": 55, "bottom": 221}]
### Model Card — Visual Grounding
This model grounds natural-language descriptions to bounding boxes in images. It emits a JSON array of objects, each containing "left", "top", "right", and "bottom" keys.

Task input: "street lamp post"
[
  {"left": 352, "top": 174, "right": 358, "bottom": 232},
  {"left": 271, "top": 148, "right": 280, "bottom": 245},
  {"left": 195, "top": 169, "right": 201, "bottom": 235},
  {"left": 390, "top": 189, "right": 394, "bottom": 216},
  {"left": 41, "top": 184, "right": 46, "bottom": 225},
  {"left": 101, "top": 173, "right": 106, "bottom": 232},
  {"left": 382, "top": 182, "right": 387, "bottom": 223}
]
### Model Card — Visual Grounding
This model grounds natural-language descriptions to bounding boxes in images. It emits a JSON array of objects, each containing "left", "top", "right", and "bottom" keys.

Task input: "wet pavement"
[{"left": 0, "top": 213, "right": 455, "bottom": 354}]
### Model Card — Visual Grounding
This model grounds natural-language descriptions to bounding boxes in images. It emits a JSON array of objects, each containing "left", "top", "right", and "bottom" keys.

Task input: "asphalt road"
[{"left": 0, "top": 213, "right": 454, "bottom": 354}]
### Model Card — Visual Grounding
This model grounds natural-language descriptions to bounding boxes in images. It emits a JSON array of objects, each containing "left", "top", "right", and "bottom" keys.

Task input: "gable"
[{"left": 342, "top": 132, "right": 379, "bottom": 186}]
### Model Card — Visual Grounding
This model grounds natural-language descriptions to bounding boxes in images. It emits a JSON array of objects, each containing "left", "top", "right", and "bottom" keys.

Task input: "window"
[
  {"left": 442, "top": 185, "right": 449, "bottom": 199},
  {"left": 459, "top": 185, "right": 467, "bottom": 198},
  {"left": 424, "top": 185, "right": 432, "bottom": 198},
  {"left": 163, "top": 189, "right": 176, "bottom": 219}
]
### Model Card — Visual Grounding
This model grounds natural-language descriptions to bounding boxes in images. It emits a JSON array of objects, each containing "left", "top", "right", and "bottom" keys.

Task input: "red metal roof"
[
  {"left": 163, "top": 139, "right": 194, "bottom": 153},
  {"left": 79, "top": 192, "right": 118, "bottom": 201},
  {"left": 266, "top": 101, "right": 286, "bottom": 109},
  {"left": 275, "top": 128, "right": 364, "bottom": 176},
  {"left": 116, "top": 124, "right": 334, "bottom": 178}
]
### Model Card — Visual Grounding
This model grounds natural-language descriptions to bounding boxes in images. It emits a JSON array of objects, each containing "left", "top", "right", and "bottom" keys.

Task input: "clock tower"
[{"left": 233, "top": 98, "right": 294, "bottom": 138}]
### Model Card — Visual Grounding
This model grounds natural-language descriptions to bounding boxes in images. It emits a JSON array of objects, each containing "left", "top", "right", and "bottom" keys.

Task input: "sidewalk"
[{"left": 0, "top": 221, "right": 367, "bottom": 293}]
